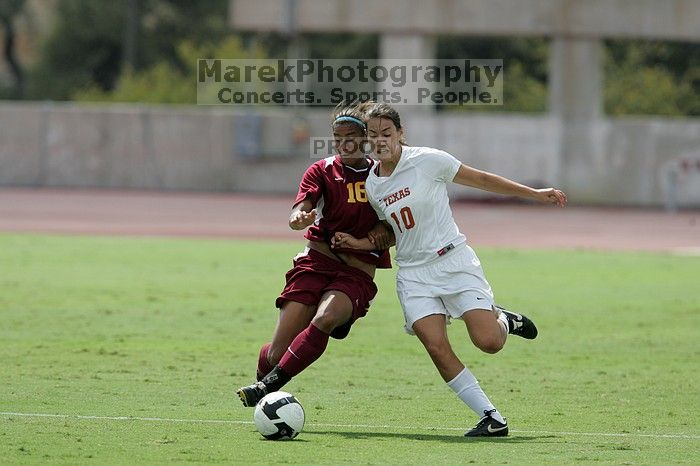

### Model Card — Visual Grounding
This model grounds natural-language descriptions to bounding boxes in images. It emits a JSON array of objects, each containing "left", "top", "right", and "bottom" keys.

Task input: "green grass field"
[{"left": 1, "top": 234, "right": 698, "bottom": 464}]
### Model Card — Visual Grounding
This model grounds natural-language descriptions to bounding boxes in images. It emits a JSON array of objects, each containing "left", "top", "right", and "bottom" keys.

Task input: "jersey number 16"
[{"left": 346, "top": 182, "right": 367, "bottom": 203}]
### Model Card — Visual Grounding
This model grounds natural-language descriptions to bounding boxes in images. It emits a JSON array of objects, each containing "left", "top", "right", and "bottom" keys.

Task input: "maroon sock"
[
  {"left": 278, "top": 324, "right": 329, "bottom": 377},
  {"left": 256, "top": 342, "right": 273, "bottom": 381}
]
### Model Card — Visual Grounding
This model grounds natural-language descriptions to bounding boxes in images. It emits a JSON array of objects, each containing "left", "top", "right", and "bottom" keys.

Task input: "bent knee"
[
  {"left": 312, "top": 303, "right": 352, "bottom": 333},
  {"left": 474, "top": 336, "right": 504, "bottom": 354},
  {"left": 311, "top": 311, "right": 347, "bottom": 334}
]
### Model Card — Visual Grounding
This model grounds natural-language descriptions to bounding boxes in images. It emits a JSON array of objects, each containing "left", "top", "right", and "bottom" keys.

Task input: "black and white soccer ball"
[{"left": 253, "top": 391, "right": 305, "bottom": 440}]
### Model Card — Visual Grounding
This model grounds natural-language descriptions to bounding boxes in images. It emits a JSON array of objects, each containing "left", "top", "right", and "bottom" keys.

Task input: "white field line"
[
  {"left": 670, "top": 246, "right": 700, "bottom": 256},
  {"left": 1, "top": 411, "right": 699, "bottom": 440}
]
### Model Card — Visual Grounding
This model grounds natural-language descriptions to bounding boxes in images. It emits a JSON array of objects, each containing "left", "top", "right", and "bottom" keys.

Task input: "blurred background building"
[{"left": 0, "top": 0, "right": 698, "bottom": 208}]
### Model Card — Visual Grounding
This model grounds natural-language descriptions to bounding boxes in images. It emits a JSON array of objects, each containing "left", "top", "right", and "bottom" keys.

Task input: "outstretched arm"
[{"left": 453, "top": 164, "right": 567, "bottom": 207}]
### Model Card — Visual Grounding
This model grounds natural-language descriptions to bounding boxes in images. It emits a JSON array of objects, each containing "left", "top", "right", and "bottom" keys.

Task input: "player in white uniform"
[{"left": 333, "top": 102, "right": 567, "bottom": 437}]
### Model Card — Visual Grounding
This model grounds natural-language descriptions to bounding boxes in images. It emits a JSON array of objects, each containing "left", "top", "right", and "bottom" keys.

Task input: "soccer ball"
[{"left": 253, "top": 391, "right": 305, "bottom": 440}]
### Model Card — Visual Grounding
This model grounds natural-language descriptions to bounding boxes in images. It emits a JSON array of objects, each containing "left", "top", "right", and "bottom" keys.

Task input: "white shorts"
[{"left": 396, "top": 243, "right": 495, "bottom": 335}]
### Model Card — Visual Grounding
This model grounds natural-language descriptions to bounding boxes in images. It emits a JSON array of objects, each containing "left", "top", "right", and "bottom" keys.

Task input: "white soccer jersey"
[{"left": 365, "top": 146, "right": 466, "bottom": 268}]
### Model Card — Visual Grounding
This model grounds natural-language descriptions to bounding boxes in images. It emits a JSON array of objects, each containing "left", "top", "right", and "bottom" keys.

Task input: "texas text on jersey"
[{"left": 365, "top": 146, "right": 466, "bottom": 268}]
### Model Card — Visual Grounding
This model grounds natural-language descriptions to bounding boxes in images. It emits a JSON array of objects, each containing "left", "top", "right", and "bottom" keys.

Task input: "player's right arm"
[
  {"left": 289, "top": 199, "right": 317, "bottom": 230},
  {"left": 289, "top": 162, "right": 324, "bottom": 230}
]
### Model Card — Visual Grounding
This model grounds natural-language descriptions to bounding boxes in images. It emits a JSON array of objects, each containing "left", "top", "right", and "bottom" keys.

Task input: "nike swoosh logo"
[
  {"left": 487, "top": 424, "right": 508, "bottom": 433},
  {"left": 476, "top": 297, "right": 485, "bottom": 300}
]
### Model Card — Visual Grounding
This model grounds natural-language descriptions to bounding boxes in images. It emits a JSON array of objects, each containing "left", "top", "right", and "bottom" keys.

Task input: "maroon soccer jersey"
[{"left": 294, "top": 155, "right": 391, "bottom": 268}]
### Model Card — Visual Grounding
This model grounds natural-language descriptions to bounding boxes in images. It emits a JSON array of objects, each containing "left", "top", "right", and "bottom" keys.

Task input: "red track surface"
[{"left": 1, "top": 188, "right": 698, "bottom": 252}]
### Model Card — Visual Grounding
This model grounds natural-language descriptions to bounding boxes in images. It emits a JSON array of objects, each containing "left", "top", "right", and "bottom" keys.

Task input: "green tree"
[
  {"left": 437, "top": 36, "right": 548, "bottom": 113},
  {"left": 0, "top": 0, "right": 27, "bottom": 98},
  {"left": 604, "top": 40, "right": 699, "bottom": 116},
  {"left": 246, "top": 32, "right": 378, "bottom": 60},
  {"left": 74, "top": 37, "right": 265, "bottom": 104},
  {"left": 26, "top": 0, "right": 125, "bottom": 100},
  {"left": 26, "top": 0, "right": 229, "bottom": 101}
]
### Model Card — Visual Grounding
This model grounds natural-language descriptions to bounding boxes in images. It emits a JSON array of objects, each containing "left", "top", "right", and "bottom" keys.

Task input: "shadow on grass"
[
  {"left": 304, "top": 430, "right": 559, "bottom": 443},
  {"left": 259, "top": 438, "right": 311, "bottom": 443}
]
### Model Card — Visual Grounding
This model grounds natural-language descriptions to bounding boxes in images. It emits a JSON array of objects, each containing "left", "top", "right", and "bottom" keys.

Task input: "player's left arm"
[{"left": 453, "top": 164, "right": 567, "bottom": 207}]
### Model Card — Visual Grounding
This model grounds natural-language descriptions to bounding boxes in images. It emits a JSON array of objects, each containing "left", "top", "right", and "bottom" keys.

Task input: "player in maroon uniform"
[{"left": 237, "top": 104, "right": 393, "bottom": 407}]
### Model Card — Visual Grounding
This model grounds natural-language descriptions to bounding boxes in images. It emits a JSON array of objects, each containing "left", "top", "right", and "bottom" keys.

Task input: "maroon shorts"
[{"left": 276, "top": 248, "right": 378, "bottom": 339}]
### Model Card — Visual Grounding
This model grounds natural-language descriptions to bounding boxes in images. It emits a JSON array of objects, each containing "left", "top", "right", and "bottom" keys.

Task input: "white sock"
[
  {"left": 447, "top": 367, "right": 506, "bottom": 424},
  {"left": 497, "top": 311, "right": 510, "bottom": 335}
]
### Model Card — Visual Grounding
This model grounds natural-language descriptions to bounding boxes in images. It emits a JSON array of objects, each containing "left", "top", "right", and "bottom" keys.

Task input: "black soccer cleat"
[
  {"left": 237, "top": 381, "right": 267, "bottom": 407},
  {"left": 465, "top": 410, "right": 509, "bottom": 437},
  {"left": 498, "top": 306, "right": 538, "bottom": 339}
]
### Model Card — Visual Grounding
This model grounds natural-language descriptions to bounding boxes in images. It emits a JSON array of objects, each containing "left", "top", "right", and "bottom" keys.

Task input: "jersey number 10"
[{"left": 390, "top": 206, "right": 415, "bottom": 232}]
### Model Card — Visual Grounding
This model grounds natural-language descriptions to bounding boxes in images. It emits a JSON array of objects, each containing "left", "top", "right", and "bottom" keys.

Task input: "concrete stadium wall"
[
  {"left": 562, "top": 118, "right": 700, "bottom": 208},
  {"left": 0, "top": 102, "right": 328, "bottom": 193},
  {"left": 1, "top": 102, "right": 699, "bottom": 207}
]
